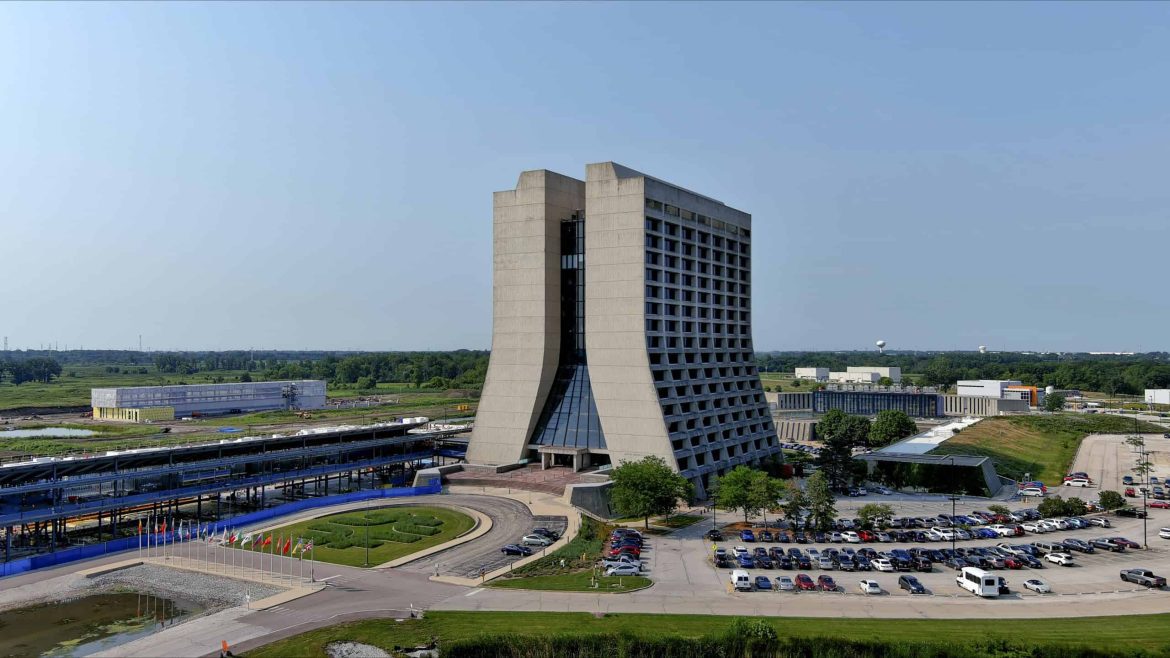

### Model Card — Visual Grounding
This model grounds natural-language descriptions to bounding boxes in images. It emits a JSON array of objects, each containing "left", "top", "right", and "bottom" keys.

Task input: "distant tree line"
[
  {"left": 0, "top": 357, "right": 63, "bottom": 384},
  {"left": 755, "top": 351, "right": 1170, "bottom": 395}
]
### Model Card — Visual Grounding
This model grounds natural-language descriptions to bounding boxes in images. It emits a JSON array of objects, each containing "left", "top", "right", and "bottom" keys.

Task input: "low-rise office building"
[
  {"left": 91, "top": 380, "right": 327, "bottom": 422},
  {"left": 829, "top": 371, "right": 879, "bottom": 384},
  {"left": 956, "top": 379, "right": 1023, "bottom": 398},
  {"left": 812, "top": 390, "right": 942, "bottom": 417}
]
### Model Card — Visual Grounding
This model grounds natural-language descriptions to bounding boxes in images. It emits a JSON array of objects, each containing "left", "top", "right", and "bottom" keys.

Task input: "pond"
[
  {"left": 0, "top": 427, "right": 96, "bottom": 438},
  {"left": 0, "top": 592, "right": 202, "bottom": 657}
]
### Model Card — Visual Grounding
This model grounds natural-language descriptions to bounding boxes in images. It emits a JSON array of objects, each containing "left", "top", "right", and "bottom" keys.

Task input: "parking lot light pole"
[{"left": 948, "top": 494, "right": 959, "bottom": 554}]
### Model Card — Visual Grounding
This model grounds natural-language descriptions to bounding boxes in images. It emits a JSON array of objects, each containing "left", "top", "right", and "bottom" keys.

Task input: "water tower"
[
  {"left": 979, "top": 345, "right": 987, "bottom": 355},
  {"left": 876, "top": 339, "right": 886, "bottom": 355}
]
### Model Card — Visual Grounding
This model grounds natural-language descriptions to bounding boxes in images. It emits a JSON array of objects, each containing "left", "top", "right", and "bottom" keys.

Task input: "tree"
[
  {"left": 780, "top": 480, "right": 808, "bottom": 523},
  {"left": 856, "top": 503, "right": 894, "bottom": 529},
  {"left": 712, "top": 466, "right": 763, "bottom": 524},
  {"left": 805, "top": 471, "right": 837, "bottom": 531},
  {"left": 816, "top": 410, "right": 869, "bottom": 490},
  {"left": 987, "top": 504, "right": 1012, "bottom": 518},
  {"left": 868, "top": 410, "right": 918, "bottom": 448},
  {"left": 610, "top": 456, "right": 694, "bottom": 529},
  {"left": 1037, "top": 495, "right": 1067, "bottom": 518},
  {"left": 1043, "top": 393, "right": 1066, "bottom": 412},
  {"left": 239, "top": 371, "right": 252, "bottom": 382},
  {"left": 1063, "top": 497, "right": 1087, "bottom": 516},
  {"left": 749, "top": 471, "right": 786, "bottom": 530},
  {"left": 878, "top": 376, "right": 893, "bottom": 386},
  {"left": 1098, "top": 490, "right": 1125, "bottom": 510}
]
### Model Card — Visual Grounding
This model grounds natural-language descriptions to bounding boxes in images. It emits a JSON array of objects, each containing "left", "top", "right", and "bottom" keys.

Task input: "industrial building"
[
  {"left": 469, "top": 162, "right": 779, "bottom": 496},
  {"left": 812, "top": 390, "right": 942, "bottom": 417},
  {"left": 828, "top": 371, "right": 879, "bottom": 384},
  {"left": 1144, "top": 389, "right": 1170, "bottom": 405},
  {"left": 794, "top": 367, "right": 828, "bottom": 381},
  {"left": 91, "top": 380, "right": 326, "bottom": 422}
]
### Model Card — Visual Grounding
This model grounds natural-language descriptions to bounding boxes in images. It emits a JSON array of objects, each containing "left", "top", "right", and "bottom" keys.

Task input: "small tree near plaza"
[
  {"left": 857, "top": 503, "right": 894, "bottom": 530},
  {"left": 1098, "top": 490, "right": 1126, "bottom": 510},
  {"left": 610, "top": 456, "right": 695, "bottom": 529},
  {"left": 987, "top": 504, "right": 1012, "bottom": 518},
  {"left": 712, "top": 466, "right": 762, "bottom": 524},
  {"left": 806, "top": 471, "right": 837, "bottom": 531},
  {"left": 1037, "top": 494, "right": 1068, "bottom": 518},
  {"left": 1063, "top": 497, "right": 1088, "bottom": 516},
  {"left": 781, "top": 480, "right": 808, "bottom": 523},
  {"left": 868, "top": 410, "right": 919, "bottom": 448},
  {"left": 749, "top": 470, "right": 786, "bottom": 529},
  {"left": 1043, "top": 393, "right": 1066, "bottom": 413}
]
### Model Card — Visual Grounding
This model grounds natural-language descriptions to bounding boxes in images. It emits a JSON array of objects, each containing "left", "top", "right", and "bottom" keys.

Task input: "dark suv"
[{"left": 898, "top": 575, "right": 926, "bottom": 594}]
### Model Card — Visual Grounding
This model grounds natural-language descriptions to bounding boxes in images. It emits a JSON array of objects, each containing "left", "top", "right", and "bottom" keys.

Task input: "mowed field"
[
  {"left": 245, "top": 611, "right": 1170, "bottom": 658},
  {"left": 929, "top": 414, "right": 1163, "bottom": 484}
]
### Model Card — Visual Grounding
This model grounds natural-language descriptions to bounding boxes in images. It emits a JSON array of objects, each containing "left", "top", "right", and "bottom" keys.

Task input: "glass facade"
[
  {"left": 531, "top": 214, "right": 608, "bottom": 450},
  {"left": 813, "top": 390, "right": 942, "bottom": 417}
]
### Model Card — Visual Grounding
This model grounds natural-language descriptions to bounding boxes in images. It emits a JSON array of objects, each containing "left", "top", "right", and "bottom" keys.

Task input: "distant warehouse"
[{"left": 91, "top": 380, "right": 326, "bottom": 422}]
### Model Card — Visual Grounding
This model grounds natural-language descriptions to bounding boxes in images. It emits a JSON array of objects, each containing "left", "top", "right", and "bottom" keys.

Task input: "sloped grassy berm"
[{"left": 244, "top": 506, "right": 474, "bottom": 567}]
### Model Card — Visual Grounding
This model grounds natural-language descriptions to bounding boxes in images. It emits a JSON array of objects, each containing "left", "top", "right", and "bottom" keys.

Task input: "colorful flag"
[
  {"left": 241, "top": 533, "right": 253, "bottom": 547},
  {"left": 229, "top": 529, "right": 237, "bottom": 544},
  {"left": 209, "top": 525, "right": 219, "bottom": 543},
  {"left": 261, "top": 533, "right": 272, "bottom": 547},
  {"left": 160, "top": 520, "right": 167, "bottom": 535},
  {"left": 220, "top": 527, "right": 228, "bottom": 544},
  {"left": 282, "top": 537, "right": 291, "bottom": 554},
  {"left": 291, "top": 538, "right": 303, "bottom": 555},
  {"left": 137, "top": 519, "right": 142, "bottom": 535},
  {"left": 303, "top": 539, "right": 313, "bottom": 553}
]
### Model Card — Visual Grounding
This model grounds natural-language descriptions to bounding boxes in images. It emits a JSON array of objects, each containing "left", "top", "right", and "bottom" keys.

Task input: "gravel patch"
[
  {"left": 326, "top": 641, "right": 392, "bottom": 658},
  {"left": 0, "top": 563, "right": 284, "bottom": 616},
  {"left": 91, "top": 564, "right": 284, "bottom": 612}
]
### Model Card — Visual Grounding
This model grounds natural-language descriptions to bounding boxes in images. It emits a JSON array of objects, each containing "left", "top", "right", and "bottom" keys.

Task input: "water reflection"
[{"left": 0, "top": 592, "right": 201, "bottom": 657}]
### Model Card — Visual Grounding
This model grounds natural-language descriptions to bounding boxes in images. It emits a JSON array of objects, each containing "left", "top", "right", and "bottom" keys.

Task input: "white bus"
[{"left": 956, "top": 566, "right": 999, "bottom": 597}]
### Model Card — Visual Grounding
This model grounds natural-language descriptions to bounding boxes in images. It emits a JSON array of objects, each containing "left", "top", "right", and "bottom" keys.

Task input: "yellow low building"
[{"left": 92, "top": 406, "right": 175, "bottom": 423}]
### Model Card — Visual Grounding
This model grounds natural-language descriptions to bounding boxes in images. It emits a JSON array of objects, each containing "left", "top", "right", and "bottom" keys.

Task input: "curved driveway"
[{"left": 397, "top": 494, "right": 536, "bottom": 578}]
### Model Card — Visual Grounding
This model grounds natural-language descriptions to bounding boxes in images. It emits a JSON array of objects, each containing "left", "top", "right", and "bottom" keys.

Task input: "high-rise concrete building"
[{"left": 468, "top": 162, "right": 779, "bottom": 496}]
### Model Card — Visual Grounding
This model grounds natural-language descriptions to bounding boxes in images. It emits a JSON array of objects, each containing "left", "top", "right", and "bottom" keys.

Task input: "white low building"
[
  {"left": 847, "top": 366, "right": 901, "bottom": 383},
  {"left": 1145, "top": 389, "right": 1170, "bottom": 405},
  {"left": 794, "top": 367, "right": 829, "bottom": 381},
  {"left": 956, "top": 379, "right": 1023, "bottom": 398},
  {"left": 829, "top": 371, "right": 879, "bottom": 384}
]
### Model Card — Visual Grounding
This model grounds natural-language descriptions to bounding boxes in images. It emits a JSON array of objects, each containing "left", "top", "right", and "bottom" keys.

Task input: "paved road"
[
  {"left": 398, "top": 495, "right": 541, "bottom": 578},
  {"left": 1071, "top": 433, "right": 1170, "bottom": 492}
]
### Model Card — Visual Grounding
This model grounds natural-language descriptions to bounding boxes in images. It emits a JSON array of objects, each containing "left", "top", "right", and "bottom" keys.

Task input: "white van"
[
  {"left": 956, "top": 566, "right": 1000, "bottom": 597},
  {"left": 1020, "top": 487, "right": 1045, "bottom": 497},
  {"left": 730, "top": 570, "right": 752, "bottom": 592}
]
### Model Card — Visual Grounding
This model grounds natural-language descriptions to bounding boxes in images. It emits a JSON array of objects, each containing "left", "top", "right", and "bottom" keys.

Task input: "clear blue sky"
[{"left": 3, "top": 2, "right": 1169, "bottom": 353}]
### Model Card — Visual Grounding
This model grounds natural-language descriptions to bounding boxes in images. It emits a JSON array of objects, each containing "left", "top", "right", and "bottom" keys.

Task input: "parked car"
[
  {"left": 609, "top": 545, "right": 641, "bottom": 558},
  {"left": 795, "top": 574, "right": 817, "bottom": 591},
  {"left": 1020, "top": 487, "right": 1045, "bottom": 498},
  {"left": 606, "top": 563, "right": 641, "bottom": 576},
  {"left": 740, "top": 529, "right": 757, "bottom": 542},
  {"left": 872, "top": 558, "right": 895, "bottom": 572},
  {"left": 817, "top": 575, "right": 837, "bottom": 591},
  {"left": 533, "top": 527, "right": 561, "bottom": 540},
  {"left": 501, "top": 544, "right": 533, "bottom": 556},
  {"left": 1064, "top": 479, "right": 1092, "bottom": 488},
  {"left": 1160, "top": 527, "right": 1170, "bottom": 540},
  {"left": 1116, "top": 507, "right": 1148, "bottom": 518},
  {"left": 1023, "top": 578, "right": 1051, "bottom": 593},
  {"left": 1148, "top": 500, "right": 1170, "bottom": 509},
  {"left": 858, "top": 579, "right": 881, "bottom": 595},
  {"left": 1090, "top": 538, "right": 1125, "bottom": 552},
  {"left": 755, "top": 575, "right": 773, "bottom": 590},
  {"left": 1123, "top": 475, "right": 1135, "bottom": 485},
  {"left": 736, "top": 554, "right": 755, "bottom": 568},
  {"left": 898, "top": 575, "right": 926, "bottom": 594},
  {"left": 1046, "top": 552, "right": 1075, "bottom": 566},
  {"left": 1110, "top": 537, "right": 1142, "bottom": 549},
  {"left": 704, "top": 529, "right": 725, "bottom": 541},
  {"left": 522, "top": 534, "right": 554, "bottom": 546},
  {"left": 601, "top": 555, "right": 642, "bottom": 570},
  {"left": 1120, "top": 569, "right": 1167, "bottom": 588},
  {"left": 1087, "top": 517, "right": 1111, "bottom": 528},
  {"left": 776, "top": 576, "right": 795, "bottom": 591}
]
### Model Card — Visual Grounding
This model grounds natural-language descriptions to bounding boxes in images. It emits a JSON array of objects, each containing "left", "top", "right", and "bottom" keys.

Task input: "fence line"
[{"left": 0, "top": 479, "right": 441, "bottom": 578}]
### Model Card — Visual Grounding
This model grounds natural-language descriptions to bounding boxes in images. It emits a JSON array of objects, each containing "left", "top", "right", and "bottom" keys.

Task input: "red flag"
[
  {"left": 282, "top": 538, "right": 291, "bottom": 554},
  {"left": 160, "top": 520, "right": 167, "bottom": 535},
  {"left": 137, "top": 519, "right": 142, "bottom": 535},
  {"left": 261, "top": 534, "right": 272, "bottom": 547}
]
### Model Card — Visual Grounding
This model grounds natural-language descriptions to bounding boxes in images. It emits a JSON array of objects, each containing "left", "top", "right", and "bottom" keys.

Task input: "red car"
[
  {"left": 1110, "top": 537, "right": 1142, "bottom": 549},
  {"left": 858, "top": 530, "right": 876, "bottom": 542},
  {"left": 1147, "top": 500, "right": 1170, "bottom": 509},
  {"left": 609, "top": 545, "right": 641, "bottom": 558},
  {"left": 817, "top": 575, "right": 837, "bottom": 591},
  {"left": 1003, "top": 558, "right": 1023, "bottom": 569},
  {"left": 795, "top": 574, "right": 816, "bottom": 591},
  {"left": 1125, "top": 488, "right": 1137, "bottom": 497}
]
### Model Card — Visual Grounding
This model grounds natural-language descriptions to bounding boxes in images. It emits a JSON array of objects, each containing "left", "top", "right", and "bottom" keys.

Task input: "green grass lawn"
[
  {"left": 929, "top": 414, "right": 1164, "bottom": 484},
  {"left": 244, "top": 611, "right": 1170, "bottom": 658},
  {"left": 486, "top": 573, "right": 651, "bottom": 591},
  {"left": 236, "top": 506, "right": 474, "bottom": 567}
]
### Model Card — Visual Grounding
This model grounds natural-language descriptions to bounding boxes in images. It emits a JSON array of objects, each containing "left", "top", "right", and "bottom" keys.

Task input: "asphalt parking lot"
[{"left": 700, "top": 504, "right": 1170, "bottom": 600}]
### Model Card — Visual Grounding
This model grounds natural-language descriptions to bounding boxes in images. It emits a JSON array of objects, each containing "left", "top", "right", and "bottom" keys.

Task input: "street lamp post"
[
  {"left": 363, "top": 496, "right": 371, "bottom": 567},
  {"left": 946, "top": 456, "right": 958, "bottom": 555}
]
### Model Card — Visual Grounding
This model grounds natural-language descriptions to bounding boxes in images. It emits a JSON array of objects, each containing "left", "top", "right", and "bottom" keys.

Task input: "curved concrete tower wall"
[
  {"left": 467, "top": 170, "right": 586, "bottom": 465},
  {"left": 583, "top": 163, "right": 677, "bottom": 467}
]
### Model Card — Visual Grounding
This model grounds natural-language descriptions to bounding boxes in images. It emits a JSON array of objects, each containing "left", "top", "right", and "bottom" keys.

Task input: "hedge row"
[{"left": 440, "top": 632, "right": 1160, "bottom": 658}]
